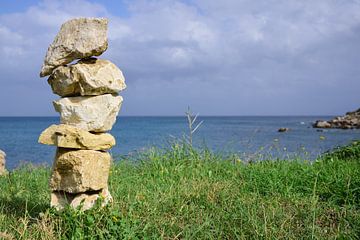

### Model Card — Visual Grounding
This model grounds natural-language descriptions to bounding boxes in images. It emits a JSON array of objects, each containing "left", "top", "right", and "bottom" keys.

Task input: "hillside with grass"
[{"left": 0, "top": 141, "right": 359, "bottom": 239}]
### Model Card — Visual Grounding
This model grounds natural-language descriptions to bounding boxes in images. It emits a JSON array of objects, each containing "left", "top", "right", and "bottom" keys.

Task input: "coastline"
[{"left": 1, "top": 116, "right": 360, "bottom": 170}]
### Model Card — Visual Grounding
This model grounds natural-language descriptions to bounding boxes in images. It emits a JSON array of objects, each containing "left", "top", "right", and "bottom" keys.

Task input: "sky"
[{"left": 0, "top": 0, "right": 359, "bottom": 116}]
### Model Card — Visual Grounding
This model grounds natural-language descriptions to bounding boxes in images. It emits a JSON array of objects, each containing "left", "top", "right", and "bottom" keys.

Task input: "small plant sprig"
[{"left": 185, "top": 107, "right": 204, "bottom": 147}]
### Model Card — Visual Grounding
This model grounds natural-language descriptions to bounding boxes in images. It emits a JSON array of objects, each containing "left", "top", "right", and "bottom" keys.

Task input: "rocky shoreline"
[{"left": 313, "top": 108, "right": 360, "bottom": 129}]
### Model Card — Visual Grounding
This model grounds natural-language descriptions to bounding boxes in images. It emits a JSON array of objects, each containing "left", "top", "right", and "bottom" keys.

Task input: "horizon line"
[{"left": 0, "top": 115, "right": 336, "bottom": 117}]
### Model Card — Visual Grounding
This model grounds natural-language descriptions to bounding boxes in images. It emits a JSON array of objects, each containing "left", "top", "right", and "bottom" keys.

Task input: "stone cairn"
[{"left": 38, "top": 18, "right": 126, "bottom": 210}]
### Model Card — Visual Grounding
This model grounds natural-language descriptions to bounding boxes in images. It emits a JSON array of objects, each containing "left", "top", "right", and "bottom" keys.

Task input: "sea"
[{"left": 0, "top": 116, "right": 359, "bottom": 170}]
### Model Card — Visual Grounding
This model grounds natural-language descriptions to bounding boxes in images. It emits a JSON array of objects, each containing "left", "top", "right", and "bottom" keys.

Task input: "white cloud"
[{"left": 0, "top": 0, "right": 359, "bottom": 116}]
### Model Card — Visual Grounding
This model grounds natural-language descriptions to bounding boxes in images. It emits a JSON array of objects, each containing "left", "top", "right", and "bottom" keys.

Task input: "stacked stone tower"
[{"left": 38, "top": 18, "right": 125, "bottom": 210}]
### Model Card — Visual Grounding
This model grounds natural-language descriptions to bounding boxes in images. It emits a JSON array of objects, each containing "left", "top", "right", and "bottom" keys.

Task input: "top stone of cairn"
[{"left": 40, "top": 18, "right": 108, "bottom": 77}]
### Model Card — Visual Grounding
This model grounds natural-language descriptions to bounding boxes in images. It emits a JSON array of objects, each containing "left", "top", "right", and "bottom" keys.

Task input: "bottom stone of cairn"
[
  {"left": 51, "top": 188, "right": 112, "bottom": 211},
  {"left": 50, "top": 148, "right": 111, "bottom": 193},
  {"left": 49, "top": 148, "right": 112, "bottom": 210}
]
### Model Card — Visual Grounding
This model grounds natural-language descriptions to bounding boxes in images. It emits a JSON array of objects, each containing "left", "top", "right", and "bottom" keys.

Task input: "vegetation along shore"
[{"left": 0, "top": 140, "right": 359, "bottom": 239}]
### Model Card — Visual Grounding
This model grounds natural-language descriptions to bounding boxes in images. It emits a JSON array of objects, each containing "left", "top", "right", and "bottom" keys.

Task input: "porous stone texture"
[
  {"left": 0, "top": 150, "right": 7, "bottom": 175},
  {"left": 48, "top": 58, "right": 126, "bottom": 96},
  {"left": 53, "top": 94, "right": 123, "bottom": 132},
  {"left": 50, "top": 148, "right": 111, "bottom": 193},
  {"left": 51, "top": 188, "right": 112, "bottom": 211},
  {"left": 40, "top": 18, "right": 108, "bottom": 77},
  {"left": 39, "top": 124, "right": 115, "bottom": 150},
  {"left": 47, "top": 66, "right": 79, "bottom": 96}
]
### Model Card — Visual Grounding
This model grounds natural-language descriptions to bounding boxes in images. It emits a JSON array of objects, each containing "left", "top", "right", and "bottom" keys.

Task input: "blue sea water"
[{"left": 0, "top": 116, "right": 359, "bottom": 170}]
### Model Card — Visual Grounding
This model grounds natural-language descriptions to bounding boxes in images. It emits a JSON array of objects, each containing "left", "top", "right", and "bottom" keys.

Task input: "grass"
[{"left": 0, "top": 141, "right": 359, "bottom": 239}]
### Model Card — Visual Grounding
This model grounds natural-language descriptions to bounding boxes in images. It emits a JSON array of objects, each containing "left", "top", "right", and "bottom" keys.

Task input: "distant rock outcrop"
[
  {"left": 278, "top": 127, "right": 290, "bottom": 132},
  {"left": 313, "top": 108, "right": 360, "bottom": 129}
]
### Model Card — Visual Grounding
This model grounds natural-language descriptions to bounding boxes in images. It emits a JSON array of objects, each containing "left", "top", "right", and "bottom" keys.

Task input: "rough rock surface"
[
  {"left": 0, "top": 150, "right": 6, "bottom": 175},
  {"left": 47, "top": 66, "right": 79, "bottom": 96},
  {"left": 40, "top": 18, "right": 108, "bottom": 77},
  {"left": 51, "top": 188, "right": 112, "bottom": 211},
  {"left": 48, "top": 58, "right": 126, "bottom": 96},
  {"left": 39, "top": 124, "right": 115, "bottom": 150},
  {"left": 50, "top": 148, "right": 111, "bottom": 193},
  {"left": 53, "top": 94, "right": 123, "bottom": 132},
  {"left": 313, "top": 108, "right": 360, "bottom": 129}
]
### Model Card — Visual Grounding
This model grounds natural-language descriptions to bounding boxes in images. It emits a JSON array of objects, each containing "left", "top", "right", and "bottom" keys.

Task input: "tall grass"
[{"left": 0, "top": 141, "right": 359, "bottom": 239}]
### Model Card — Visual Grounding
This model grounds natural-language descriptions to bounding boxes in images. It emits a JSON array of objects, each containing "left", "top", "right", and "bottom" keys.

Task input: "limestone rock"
[
  {"left": 50, "top": 148, "right": 111, "bottom": 193},
  {"left": 47, "top": 66, "right": 79, "bottom": 96},
  {"left": 0, "top": 150, "right": 7, "bottom": 175},
  {"left": 48, "top": 58, "right": 126, "bottom": 96},
  {"left": 40, "top": 18, "right": 108, "bottom": 77},
  {"left": 39, "top": 124, "right": 115, "bottom": 150},
  {"left": 51, "top": 188, "right": 112, "bottom": 211},
  {"left": 53, "top": 94, "right": 122, "bottom": 132},
  {"left": 73, "top": 58, "right": 126, "bottom": 95}
]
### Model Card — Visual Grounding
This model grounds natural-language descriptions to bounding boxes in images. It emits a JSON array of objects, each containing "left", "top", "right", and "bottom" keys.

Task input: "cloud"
[{"left": 0, "top": 0, "right": 359, "bottom": 116}]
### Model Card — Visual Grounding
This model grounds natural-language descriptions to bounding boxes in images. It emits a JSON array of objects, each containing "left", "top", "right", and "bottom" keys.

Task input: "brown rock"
[
  {"left": 50, "top": 148, "right": 111, "bottom": 193},
  {"left": 278, "top": 127, "right": 290, "bottom": 132},
  {"left": 38, "top": 124, "right": 115, "bottom": 150}
]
